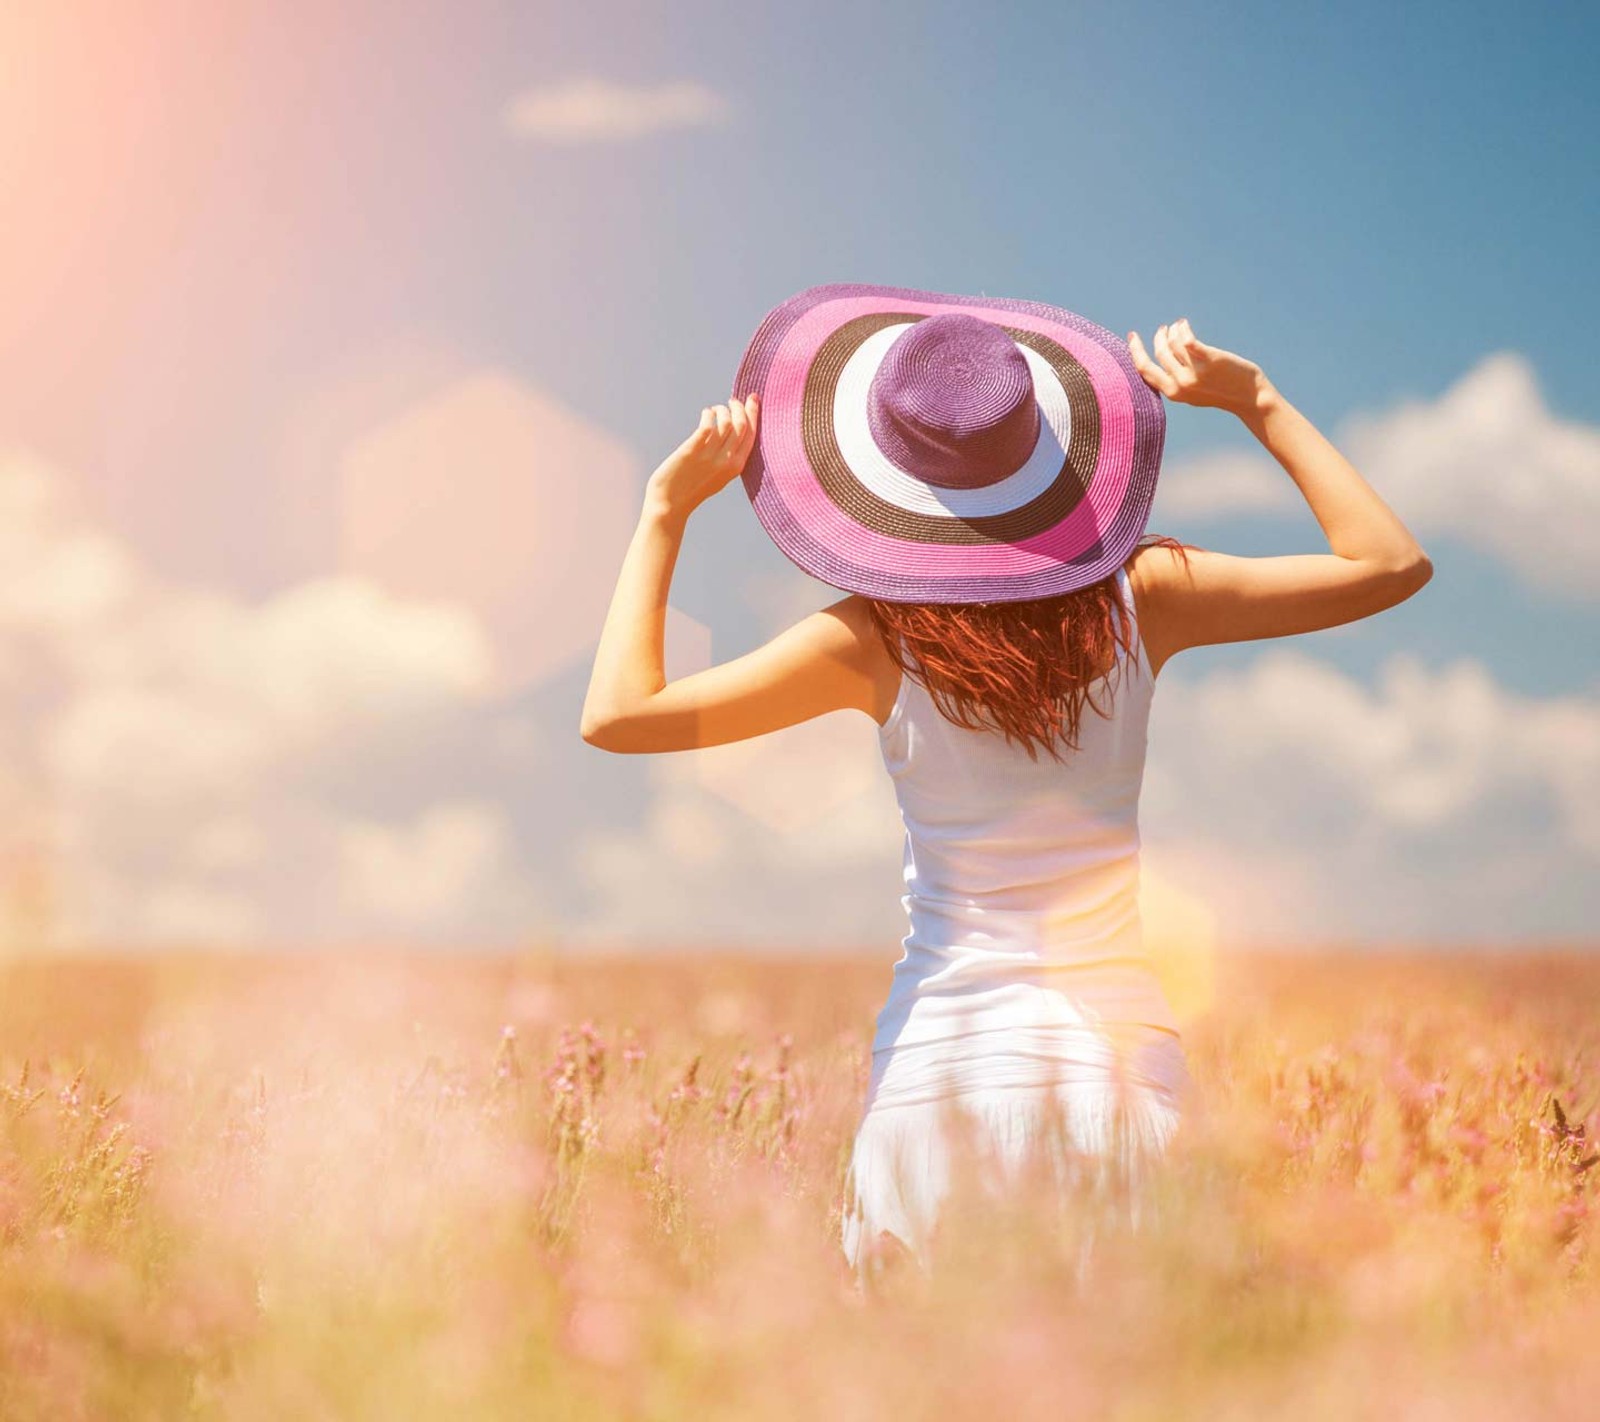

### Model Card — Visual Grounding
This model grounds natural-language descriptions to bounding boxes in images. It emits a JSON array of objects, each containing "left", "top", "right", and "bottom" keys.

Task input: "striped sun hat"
[{"left": 732, "top": 282, "right": 1166, "bottom": 605}]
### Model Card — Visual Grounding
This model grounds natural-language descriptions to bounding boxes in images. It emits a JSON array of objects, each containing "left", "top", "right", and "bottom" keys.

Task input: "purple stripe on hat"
[{"left": 866, "top": 314, "right": 1040, "bottom": 490}]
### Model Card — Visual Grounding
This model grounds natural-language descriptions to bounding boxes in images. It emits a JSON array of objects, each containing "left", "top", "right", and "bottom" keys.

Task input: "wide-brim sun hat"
[{"left": 732, "top": 282, "right": 1166, "bottom": 605}]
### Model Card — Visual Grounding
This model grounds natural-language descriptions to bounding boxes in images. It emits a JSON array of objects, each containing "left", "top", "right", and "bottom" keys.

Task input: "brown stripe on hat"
[{"left": 799, "top": 312, "right": 1102, "bottom": 545}]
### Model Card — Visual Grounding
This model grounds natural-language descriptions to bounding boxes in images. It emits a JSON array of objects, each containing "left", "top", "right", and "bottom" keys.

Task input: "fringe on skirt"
[{"left": 840, "top": 1021, "right": 1193, "bottom": 1289}]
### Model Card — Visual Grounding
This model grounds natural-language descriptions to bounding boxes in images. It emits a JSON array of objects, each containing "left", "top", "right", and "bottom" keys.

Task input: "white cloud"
[
  {"left": 337, "top": 800, "right": 525, "bottom": 930},
  {"left": 570, "top": 710, "right": 907, "bottom": 947},
  {"left": 1151, "top": 351, "right": 1600, "bottom": 599},
  {"left": 0, "top": 446, "right": 542, "bottom": 951},
  {"left": 37, "top": 573, "right": 494, "bottom": 816},
  {"left": 1344, "top": 352, "right": 1600, "bottom": 599},
  {"left": 1144, "top": 647, "right": 1600, "bottom": 942},
  {"left": 140, "top": 881, "right": 261, "bottom": 945},
  {"left": 1151, "top": 447, "right": 1297, "bottom": 520},
  {"left": 504, "top": 77, "right": 728, "bottom": 144}
]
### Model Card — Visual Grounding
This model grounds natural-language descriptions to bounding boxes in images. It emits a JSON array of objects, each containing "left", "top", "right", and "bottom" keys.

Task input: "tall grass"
[{"left": 0, "top": 948, "right": 1595, "bottom": 1419}]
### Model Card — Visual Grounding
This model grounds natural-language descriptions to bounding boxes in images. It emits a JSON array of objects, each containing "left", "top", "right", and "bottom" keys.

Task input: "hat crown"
[{"left": 866, "top": 313, "right": 1040, "bottom": 490}]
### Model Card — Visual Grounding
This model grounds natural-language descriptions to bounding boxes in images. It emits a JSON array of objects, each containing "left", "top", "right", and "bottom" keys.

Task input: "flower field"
[{"left": 1, "top": 946, "right": 1596, "bottom": 1419}]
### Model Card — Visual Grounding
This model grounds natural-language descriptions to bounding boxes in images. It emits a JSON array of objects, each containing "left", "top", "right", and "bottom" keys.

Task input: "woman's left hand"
[{"left": 646, "top": 395, "right": 760, "bottom": 518}]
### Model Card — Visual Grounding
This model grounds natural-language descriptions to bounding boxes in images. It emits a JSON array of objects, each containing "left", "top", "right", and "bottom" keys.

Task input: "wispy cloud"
[
  {"left": 504, "top": 77, "right": 729, "bottom": 144},
  {"left": 1152, "top": 448, "right": 1300, "bottom": 521},
  {"left": 1143, "top": 646, "right": 1600, "bottom": 942},
  {"left": 1152, "top": 351, "right": 1600, "bottom": 600},
  {"left": 1341, "top": 352, "right": 1600, "bottom": 601},
  {"left": 0, "top": 448, "right": 545, "bottom": 950}
]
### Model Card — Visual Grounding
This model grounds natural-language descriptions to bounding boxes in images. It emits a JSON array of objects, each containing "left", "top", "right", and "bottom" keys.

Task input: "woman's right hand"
[{"left": 1127, "top": 319, "right": 1270, "bottom": 417}]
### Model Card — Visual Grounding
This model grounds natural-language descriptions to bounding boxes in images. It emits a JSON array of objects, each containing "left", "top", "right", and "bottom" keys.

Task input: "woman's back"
[{"left": 871, "top": 562, "right": 1180, "bottom": 1055}]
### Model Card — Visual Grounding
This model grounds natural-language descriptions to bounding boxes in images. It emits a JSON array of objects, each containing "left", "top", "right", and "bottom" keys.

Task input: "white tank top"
[{"left": 871, "top": 563, "right": 1181, "bottom": 1054}]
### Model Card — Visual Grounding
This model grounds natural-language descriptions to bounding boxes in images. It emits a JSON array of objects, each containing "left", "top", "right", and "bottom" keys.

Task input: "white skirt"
[{"left": 840, "top": 1021, "right": 1193, "bottom": 1287}]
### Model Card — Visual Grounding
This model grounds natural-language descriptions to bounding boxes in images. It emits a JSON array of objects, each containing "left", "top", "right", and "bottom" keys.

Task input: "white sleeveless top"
[{"left": 871, "top": 564, "right": 1181, "bottom": 1055}]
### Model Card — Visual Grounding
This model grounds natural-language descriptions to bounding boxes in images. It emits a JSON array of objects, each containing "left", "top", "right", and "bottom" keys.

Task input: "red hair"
[{"left": 863, "top": 534, "right": 1195, "bottom": 764}]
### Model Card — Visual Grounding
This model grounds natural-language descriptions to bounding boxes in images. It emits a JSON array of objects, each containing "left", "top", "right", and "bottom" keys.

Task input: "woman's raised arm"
[
  {"left": 580, "top": 394, "right": 884, "bottom": 753},
  {"left": 1125, "top": 320, "right": 1432, "bottom": 673}
]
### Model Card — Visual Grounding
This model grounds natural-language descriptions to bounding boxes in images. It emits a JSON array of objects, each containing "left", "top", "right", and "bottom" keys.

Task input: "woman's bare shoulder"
[
  {"left": 1125, "top": 540, "right": 1193, "bottom": 598},
  {"left": 1123, "top": 542, "right": 1195, "bottom": 680},
  {"left": 827, "top": 594, "right": 902, "bottom": 721}
]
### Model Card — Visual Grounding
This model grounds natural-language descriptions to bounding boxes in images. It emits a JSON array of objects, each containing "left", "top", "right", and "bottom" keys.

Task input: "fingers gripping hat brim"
[{"left": 732, "top": 283, "right": 1166, "bottom": 605}]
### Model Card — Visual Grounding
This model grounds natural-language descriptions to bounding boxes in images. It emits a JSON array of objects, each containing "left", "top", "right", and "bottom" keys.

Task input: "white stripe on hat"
[{"left": 831, "top": 322, "right": 1075, "bottom": 521}]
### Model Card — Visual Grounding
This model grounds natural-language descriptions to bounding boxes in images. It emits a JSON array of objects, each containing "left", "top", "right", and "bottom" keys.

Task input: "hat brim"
[{"left": 733, "top": 283, "right": 1165, "bottom": 605}]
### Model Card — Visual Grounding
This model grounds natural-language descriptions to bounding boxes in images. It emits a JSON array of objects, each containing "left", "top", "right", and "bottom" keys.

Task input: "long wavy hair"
[{"left": 863, "top": 533, "right": 1194, "bottom": 765}]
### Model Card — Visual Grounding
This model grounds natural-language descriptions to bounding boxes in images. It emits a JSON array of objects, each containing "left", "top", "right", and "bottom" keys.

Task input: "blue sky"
[{"left": 0, "top": 0, "right": 1594, "bottom": 955}]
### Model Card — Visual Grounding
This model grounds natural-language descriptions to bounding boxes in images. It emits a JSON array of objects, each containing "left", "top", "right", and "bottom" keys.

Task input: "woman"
[{"left": 580, "top": 285, "right": 1432, "bottom": 1290}]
